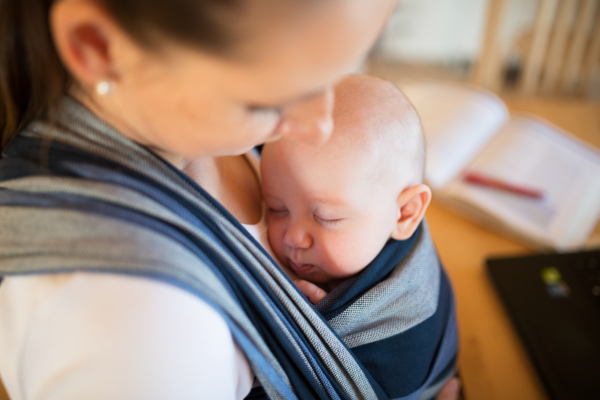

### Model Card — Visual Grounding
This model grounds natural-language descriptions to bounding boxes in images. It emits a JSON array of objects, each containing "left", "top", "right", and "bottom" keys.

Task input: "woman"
[{"left": 0, "top": 0, "right": 459, "bottom": 398}]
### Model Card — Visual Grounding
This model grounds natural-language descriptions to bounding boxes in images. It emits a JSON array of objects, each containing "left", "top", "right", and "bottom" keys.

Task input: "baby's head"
[{"left": 261, "top": 74, "right": 430, "bottom": 283}]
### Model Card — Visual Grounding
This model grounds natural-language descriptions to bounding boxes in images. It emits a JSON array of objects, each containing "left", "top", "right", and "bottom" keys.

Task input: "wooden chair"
[{"left": 473, "top": 0, "right": 600, "bottom": 97}]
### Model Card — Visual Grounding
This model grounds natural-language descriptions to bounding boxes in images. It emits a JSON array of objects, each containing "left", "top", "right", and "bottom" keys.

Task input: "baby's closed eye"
[{"left": 314, "top": 215, "right": 344, "bottom": 227}]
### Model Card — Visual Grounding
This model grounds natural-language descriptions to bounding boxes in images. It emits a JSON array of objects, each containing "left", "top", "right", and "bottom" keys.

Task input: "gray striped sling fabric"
[{"left": 0, "top": 97, "right": 457, "bottom": 399}]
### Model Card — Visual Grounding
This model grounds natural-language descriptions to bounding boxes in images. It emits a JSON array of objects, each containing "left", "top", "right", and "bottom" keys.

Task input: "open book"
[{"left": 399, "top": 80, "right": 600, "bottom": 252}]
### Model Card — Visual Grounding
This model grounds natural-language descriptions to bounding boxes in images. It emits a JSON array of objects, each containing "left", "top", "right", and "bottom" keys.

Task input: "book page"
[
  {"left": 444, "top": 115, "right": 600, "bottom": 250},
  {"left": 399, "top": 80, "right": 509, "bottom": 189}
]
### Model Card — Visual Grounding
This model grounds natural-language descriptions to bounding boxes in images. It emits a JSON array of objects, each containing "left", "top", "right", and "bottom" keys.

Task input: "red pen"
[{"left": 463, "top": 171, "right": 544, "bottom": 199}]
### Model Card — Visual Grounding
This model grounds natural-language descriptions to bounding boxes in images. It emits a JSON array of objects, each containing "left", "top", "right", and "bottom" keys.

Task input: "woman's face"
[{"left": 64, "top": 0, "right": 397, "bottom": 160}]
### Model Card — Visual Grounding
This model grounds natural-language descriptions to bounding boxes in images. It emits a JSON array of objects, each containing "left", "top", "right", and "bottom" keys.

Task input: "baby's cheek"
[
  {"left": 266, "top": 221, "right": 286, "bottom": 264},
  {"left": 317, "top": 234, "right": 364, "bottom": 278}
]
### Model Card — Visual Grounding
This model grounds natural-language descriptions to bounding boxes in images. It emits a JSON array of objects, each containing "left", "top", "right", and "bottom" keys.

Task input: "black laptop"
[{"left": 486, "top": 249, "right": 600, "bottom": 400}]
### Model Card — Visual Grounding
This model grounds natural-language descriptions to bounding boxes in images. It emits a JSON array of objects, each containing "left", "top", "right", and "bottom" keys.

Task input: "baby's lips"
[{"left": 289, "top": 260, "right": 314, "bottom": 274}]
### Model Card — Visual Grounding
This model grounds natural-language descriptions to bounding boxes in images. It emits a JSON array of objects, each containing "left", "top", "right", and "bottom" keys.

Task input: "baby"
[
  {"left": 260, "top": 75, "right": 458, "bottom": 399},
  {"left": 261, "top": 74, "right": 430, "bottom": 302}
]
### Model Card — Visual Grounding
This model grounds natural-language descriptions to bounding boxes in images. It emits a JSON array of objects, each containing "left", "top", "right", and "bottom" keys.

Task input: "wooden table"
[{"left": 426, "top": 97, "right": 600, "bottom": 400}]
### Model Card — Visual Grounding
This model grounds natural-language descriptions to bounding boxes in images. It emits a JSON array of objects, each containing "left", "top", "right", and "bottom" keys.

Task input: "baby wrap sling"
[
  {"left": 0, "top": 98, "right": 456, "bottom": 400},
  {"left": 316, "top": 227, "right": 458, "bottom": 400}
]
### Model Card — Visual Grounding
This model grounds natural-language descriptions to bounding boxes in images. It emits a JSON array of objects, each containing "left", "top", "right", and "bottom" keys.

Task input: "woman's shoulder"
[{"left": 0, "top": 272, "right": 253, "bottom": 400}]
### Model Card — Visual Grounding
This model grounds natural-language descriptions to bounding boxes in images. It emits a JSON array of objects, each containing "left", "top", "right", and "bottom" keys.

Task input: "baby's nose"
[{"left": 283, "top": 225, "right": 312, "bottom": 249}]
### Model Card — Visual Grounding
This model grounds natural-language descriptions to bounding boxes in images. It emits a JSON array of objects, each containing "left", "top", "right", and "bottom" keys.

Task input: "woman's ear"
[
  {"left": 50, "top": 0, "right": 126, "bottom": 90},
  {"left": 390, "top": 184, "right": 432, "bottom": 241}
]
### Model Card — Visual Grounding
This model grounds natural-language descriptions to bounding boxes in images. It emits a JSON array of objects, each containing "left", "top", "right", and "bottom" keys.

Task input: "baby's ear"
[{"left": 390, "top": 184, "right": 432, "bottom": 241}]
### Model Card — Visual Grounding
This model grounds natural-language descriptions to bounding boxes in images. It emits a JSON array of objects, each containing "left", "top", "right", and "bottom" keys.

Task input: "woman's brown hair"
[{"left": 0, "top": 0, "right": 240, "bottom": 154}]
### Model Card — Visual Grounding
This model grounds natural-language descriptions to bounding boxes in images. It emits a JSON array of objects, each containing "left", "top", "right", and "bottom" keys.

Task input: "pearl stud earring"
[{"left": 96, "top": 81, "right": 116, "bottom": 96}]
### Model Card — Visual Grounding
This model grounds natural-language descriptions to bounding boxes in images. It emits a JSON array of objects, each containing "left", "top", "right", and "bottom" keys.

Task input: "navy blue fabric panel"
[
  {"left": 1, "top": 137, "right": 128, "bottom": 181},
  {"left": 350, "top": 267, "right": 454, "bottom": 399},
  {"left": 319, "top": 226, "right": 421, "bottom": 321},
  {"left": 245, "top": 386, "right": 268, "bottom": 400},
  {"left": 420, "top": 355, "right": 457, "bottom": 400}
]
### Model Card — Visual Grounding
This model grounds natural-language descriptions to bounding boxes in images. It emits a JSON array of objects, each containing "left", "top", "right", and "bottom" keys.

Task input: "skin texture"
[{"left": 262, "top": 75, "right": 432, "bottom": 289}]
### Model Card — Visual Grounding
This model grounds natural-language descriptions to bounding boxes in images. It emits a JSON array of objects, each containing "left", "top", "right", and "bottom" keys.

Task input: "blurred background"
[{"left": 366, "top": 0, "right": 600, "bottom": 100}]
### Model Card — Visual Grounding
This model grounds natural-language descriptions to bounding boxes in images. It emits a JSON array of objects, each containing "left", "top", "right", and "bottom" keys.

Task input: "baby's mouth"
[{"left": 289, "top": 260, "right": 314, "bottom": 274}]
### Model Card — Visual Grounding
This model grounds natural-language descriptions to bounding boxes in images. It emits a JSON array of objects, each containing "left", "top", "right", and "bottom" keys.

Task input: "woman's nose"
[
  {"left": 277, "top": 87, "right": 334, "bottom": 145},
  {"left": 283, "top": 223, "right": 313, "bottom": 249}
]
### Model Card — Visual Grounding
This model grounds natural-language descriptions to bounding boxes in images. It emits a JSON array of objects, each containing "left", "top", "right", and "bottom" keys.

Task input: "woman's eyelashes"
[{"left": 247, "top": 104, "right": 283, "bottom": 116}]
